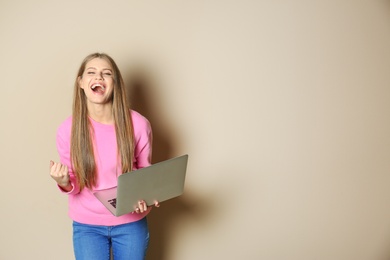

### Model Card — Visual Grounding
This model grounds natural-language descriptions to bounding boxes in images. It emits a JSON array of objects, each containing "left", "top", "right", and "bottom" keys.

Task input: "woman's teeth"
[{"left": 91, "top": 84, "right": 105, "bottom": 92}]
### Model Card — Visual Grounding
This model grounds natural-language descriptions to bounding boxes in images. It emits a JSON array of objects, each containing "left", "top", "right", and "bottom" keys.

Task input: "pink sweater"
[{"left": 56, "top": 110, "right": 152, "bottom": 225}]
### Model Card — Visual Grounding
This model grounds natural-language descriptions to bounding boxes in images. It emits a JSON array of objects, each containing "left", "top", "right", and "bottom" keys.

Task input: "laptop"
[{"left": 93, "top": 154, "right": 188, "bottom": 217}]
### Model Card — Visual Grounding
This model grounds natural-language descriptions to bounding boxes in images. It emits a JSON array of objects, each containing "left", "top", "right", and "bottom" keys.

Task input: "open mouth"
[{"left": 91, "top": 83, "right": 106, "bottom": 94}]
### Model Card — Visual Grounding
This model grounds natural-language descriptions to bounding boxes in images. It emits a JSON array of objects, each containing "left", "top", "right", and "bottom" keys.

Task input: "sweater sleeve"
[
  {"left": 56, "top": 120, "right": 81, "bottom": 195},
  {"left": 132, "top": 111, "right": 153, "bottom": 170}
]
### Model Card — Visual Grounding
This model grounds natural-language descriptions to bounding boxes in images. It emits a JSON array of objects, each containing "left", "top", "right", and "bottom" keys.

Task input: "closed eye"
[{"left": 103, "top": 70, "right": 112, "bottom": 76}]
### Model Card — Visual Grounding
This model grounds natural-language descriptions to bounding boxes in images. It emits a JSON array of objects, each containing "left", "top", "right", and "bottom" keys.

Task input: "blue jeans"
[{"left": 73, "top": 218, "right": 149, "bottom": 260}]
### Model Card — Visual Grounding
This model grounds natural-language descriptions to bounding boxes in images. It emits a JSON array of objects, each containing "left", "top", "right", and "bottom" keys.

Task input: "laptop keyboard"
[{"left": 108, "top": 198, "right": 117, "bottom": 208}]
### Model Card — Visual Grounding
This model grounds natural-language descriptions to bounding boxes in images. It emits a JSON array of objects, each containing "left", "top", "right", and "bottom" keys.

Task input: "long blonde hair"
[{"left": 71, "top": 53, "right": 134, "bottom": 191}]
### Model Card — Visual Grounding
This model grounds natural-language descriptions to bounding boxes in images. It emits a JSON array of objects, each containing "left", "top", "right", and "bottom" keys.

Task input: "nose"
[{"left": 95, "top": 72, "right": 103, "bottom": 80}]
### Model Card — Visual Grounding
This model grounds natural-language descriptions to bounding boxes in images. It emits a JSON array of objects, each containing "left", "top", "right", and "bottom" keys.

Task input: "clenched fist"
[{"left": 50, "top": 160, "right": 71, "bottom": 191}]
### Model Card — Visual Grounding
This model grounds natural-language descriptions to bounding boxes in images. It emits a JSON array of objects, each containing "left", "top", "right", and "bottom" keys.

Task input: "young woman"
[{"left": 49, "top": 53, "right": 158, "bottom": 260}]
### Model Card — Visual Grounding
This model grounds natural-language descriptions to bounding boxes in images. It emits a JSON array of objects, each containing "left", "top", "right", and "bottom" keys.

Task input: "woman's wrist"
[{"left": 58, "top": 181, "right": 72, "bottom": 192}]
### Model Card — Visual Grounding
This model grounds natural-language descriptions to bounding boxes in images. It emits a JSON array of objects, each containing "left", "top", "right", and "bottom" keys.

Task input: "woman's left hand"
[{"left": 133, "top": 200, "right": 160, "bottom": 214}]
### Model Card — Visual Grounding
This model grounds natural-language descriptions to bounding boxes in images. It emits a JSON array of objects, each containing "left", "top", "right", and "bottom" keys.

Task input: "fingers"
[
  {"left": 134, "top": 200, "right": 148, "bottom": 213},
  {"left": 133, "top": 200, "right": 160, "bottom": 214},
  {"left": 50, "top": 161, "right": 68, "bottom": 175},
  {"left": 50, "top": 162, "right": 67, "bottom": 177},
  {"left": 133, "top": 200, "right": 145, "bottom": 214},
  {"left": 49, "top": 161, "right": 70, "bottom": 186},
  {"left": 138, "top": 200, "right": 147, "bottom": 212}
]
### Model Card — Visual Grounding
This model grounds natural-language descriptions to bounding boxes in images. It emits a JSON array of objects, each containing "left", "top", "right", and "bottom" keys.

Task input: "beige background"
[{"left": 1, "top": 0, "right": 390, "bottom": 259}]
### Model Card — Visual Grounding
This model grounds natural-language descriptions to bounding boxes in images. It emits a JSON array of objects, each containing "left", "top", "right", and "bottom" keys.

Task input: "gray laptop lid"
[{"left": 94, "top": 154, "right": 188, "bottom": 217}]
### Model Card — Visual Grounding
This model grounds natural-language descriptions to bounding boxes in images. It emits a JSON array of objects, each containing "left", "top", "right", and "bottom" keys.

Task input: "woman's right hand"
[{"left": 50, "top": 160, "right": 71, "bottom": 189}]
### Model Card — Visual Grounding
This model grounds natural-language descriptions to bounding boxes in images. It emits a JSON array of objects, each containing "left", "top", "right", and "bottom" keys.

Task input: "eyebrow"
[{"left": 86, "top": 67, "right": 112, "bottom": 71}]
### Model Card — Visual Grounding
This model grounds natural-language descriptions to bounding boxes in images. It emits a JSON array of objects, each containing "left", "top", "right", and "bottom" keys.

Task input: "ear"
[{"left": 77, "top": 76, "right": 84, "bottom": 89}]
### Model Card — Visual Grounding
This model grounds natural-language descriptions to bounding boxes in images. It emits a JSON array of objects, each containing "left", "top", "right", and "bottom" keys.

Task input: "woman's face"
[{"left": 78, "top": 58, "right": 114, "bottom": 106}]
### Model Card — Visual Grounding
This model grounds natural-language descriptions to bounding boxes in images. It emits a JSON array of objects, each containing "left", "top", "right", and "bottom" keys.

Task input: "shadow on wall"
[
  {"left": 125, "top": 68, "right": 210, "bottom": 260},
  {"left": 126, "top": 70, "right": 172, "bottom": 163}
]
